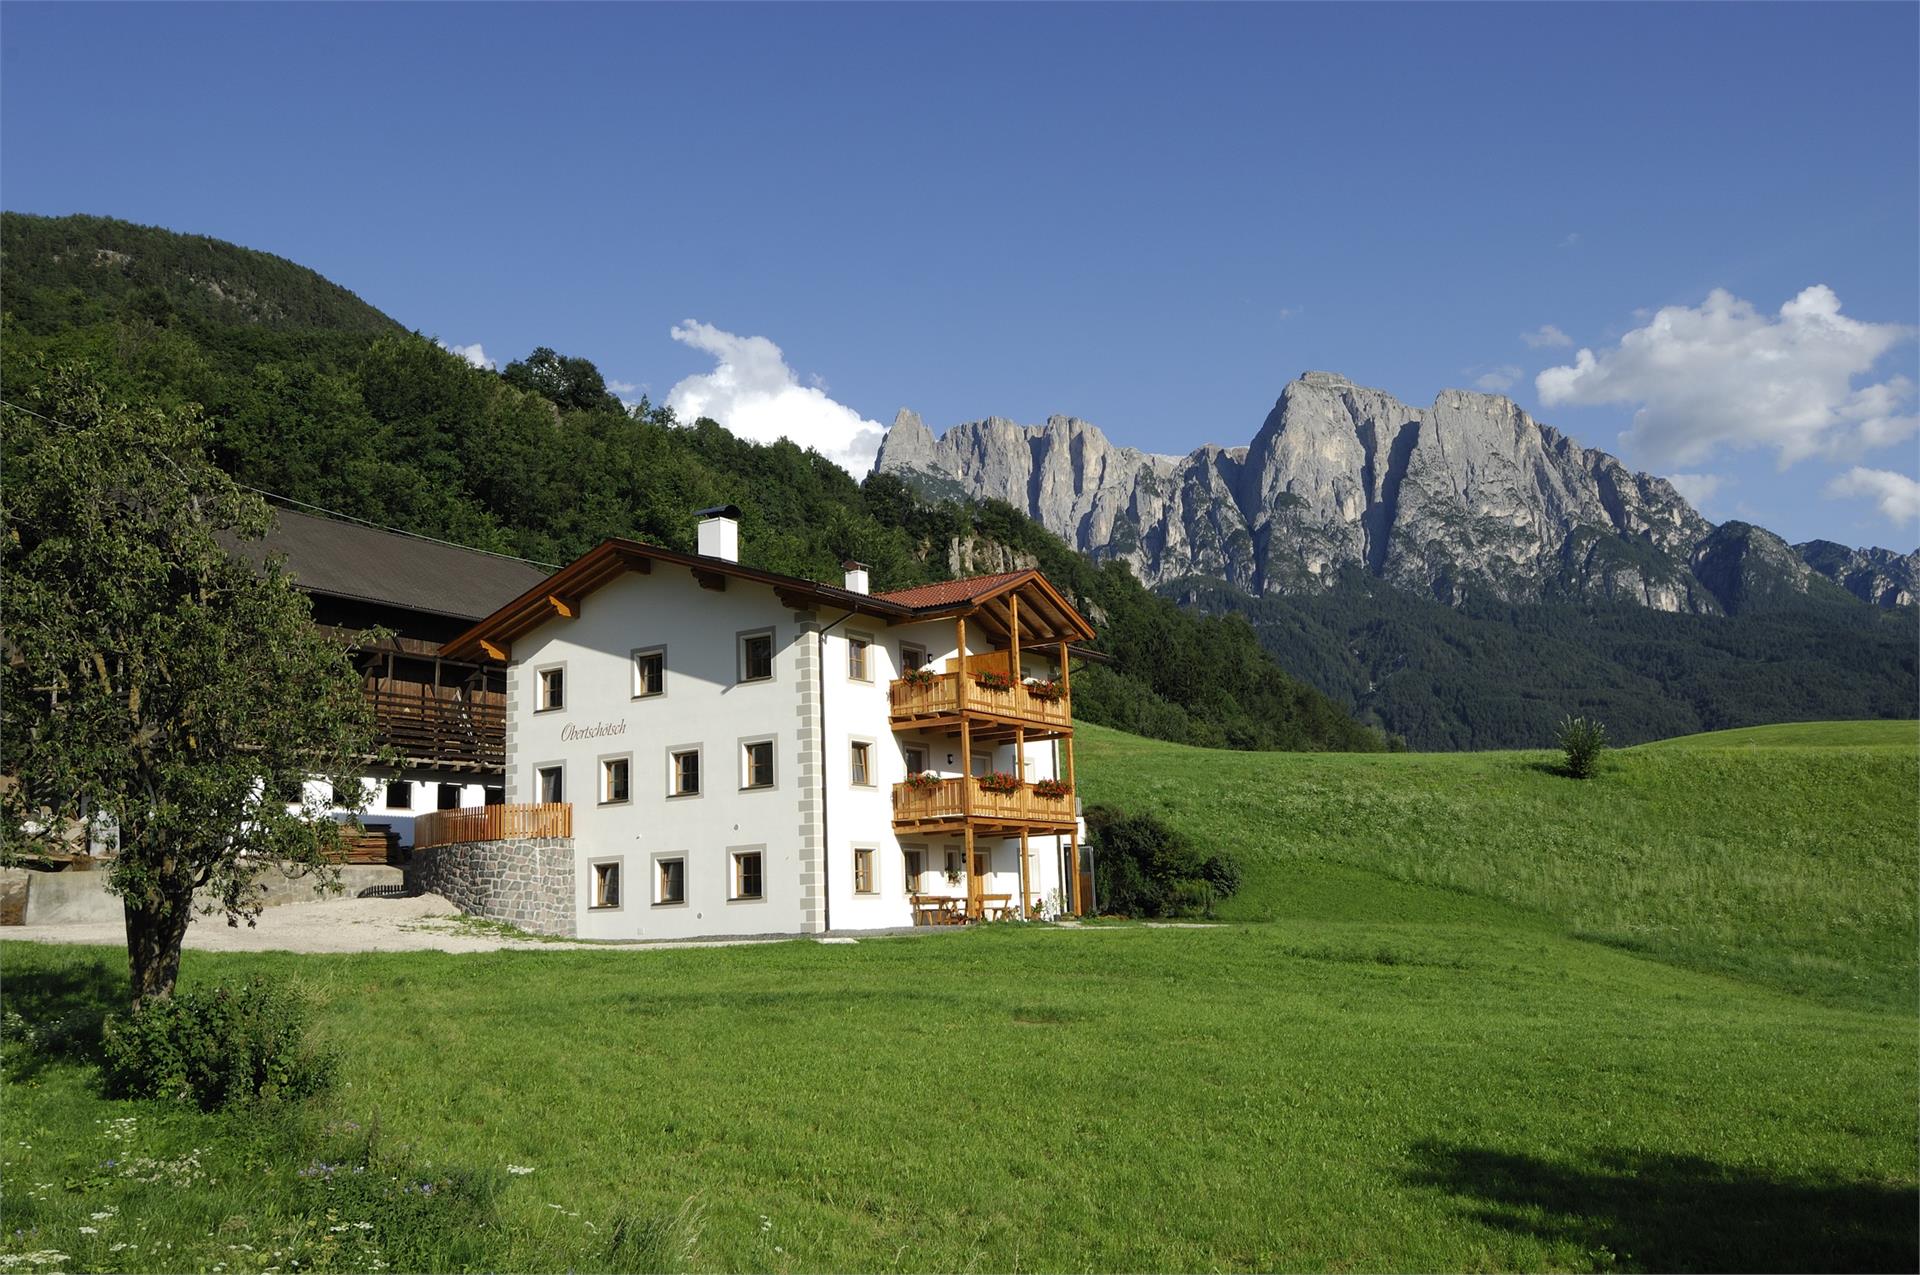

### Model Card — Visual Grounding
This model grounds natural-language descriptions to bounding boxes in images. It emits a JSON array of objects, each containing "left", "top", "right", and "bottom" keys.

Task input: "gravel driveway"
[{"left": 3, "top": 893, "right": 792, "bottom": 955}]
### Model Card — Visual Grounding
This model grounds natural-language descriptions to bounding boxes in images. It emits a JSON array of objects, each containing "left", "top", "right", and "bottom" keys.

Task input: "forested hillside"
[
  {"left": 0, "top": 212, "right": 1386, "bottom": 752},
  {"left": 1174, "top": 573, "right": 1916, "bottom": 749}
]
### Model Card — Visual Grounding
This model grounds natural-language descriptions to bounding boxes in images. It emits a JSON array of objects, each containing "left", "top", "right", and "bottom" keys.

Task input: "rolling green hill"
[{"left": 1078, "top": 719, "right": 1920, "bottom": 1010}]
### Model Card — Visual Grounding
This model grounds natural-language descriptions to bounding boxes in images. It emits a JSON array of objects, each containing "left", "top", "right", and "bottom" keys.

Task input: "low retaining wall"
[
  {"left": 3, "top": 864, "right": 407, "bottom": 927},
  {"left": 407, "top": 837, "right": 575, "bottom": 938}
]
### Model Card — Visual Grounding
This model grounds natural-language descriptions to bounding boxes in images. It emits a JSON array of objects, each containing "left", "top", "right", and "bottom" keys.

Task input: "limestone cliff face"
[
  {"left": 1795, "top": 540, "right": 1920, "bottom": 608},
  {"left": 876, "top": 371, "right": 1776, "bottom": 613}
]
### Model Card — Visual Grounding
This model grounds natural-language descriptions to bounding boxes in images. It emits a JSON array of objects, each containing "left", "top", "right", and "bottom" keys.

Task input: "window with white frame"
[
  {"left": 536, "top": 765, "right": 564, "bottom": 804},
  {"left": 902, "top": 744, "right": 926, "bottom": 775},
  {"left": 900, "top": 641, "right": 926, "bottom": 672},
  {"left": 740, "top": 739, "right": 775, "bottom": 790},
  {"left": 669, "top": 747, "right": 701, "bottom": 797},
  {"left": 600, "top": 756, "right": 631, "bottom": 805},
  {"left": 849, "top": 740, "right": 874, "bottom": 787},
  {"left": 847, "top": 633, "right": 872, "bottom": 682},
  {"left": 655, "top": 857, "right": 686, "bottom": 905},
  {"left": 732, "top": 851, "right": 764, "bottom": 901},
  {"left": 590, "top": 860, "right": 622, "bottom": 910},
  {"left": 537, "top": 665, "right": 565, "bottom": 712},
  {"left": 903, "top": 847, "right": 926, "bottom": 894},
  {"left": 632, "top": 648, "right": 665, "bottom": 699},
  {"left": 853, "top": 847, "right": 877, "bottom": 894},
  {"left": 738, "top": 630, "right": 774, "bottom": 683}
]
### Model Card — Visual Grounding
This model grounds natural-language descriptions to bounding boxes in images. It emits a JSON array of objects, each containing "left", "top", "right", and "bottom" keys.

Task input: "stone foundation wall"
[{"left": 409, "top": 837, "right": 576, "bottom": 937}]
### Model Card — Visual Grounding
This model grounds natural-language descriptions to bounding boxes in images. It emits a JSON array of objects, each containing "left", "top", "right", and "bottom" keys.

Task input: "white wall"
[{"left": 302, "top": 776, "right": 492, "bottom": 848}]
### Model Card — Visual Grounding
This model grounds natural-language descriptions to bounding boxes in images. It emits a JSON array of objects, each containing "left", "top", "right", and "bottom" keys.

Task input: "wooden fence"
[{"left": 413, "top": 802, "right": 572, "bottom": 850}]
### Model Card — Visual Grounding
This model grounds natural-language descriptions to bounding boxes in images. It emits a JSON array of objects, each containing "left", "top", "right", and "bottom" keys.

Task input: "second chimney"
[
  {"left": 695, "top": 505, "right": 740, "bottom": 563},
  {"left": 842, "top": 560, "right": 870, "bottom": 595}
]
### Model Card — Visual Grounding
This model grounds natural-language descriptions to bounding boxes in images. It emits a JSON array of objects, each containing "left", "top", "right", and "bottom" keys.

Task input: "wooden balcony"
[
  {"left": 889, "top": 671, "right": 1071, "bottom": 740},
  {"left": 367, "top": 687, "right": 505, "bottom": 771},
  {"left": 892, "top": 776, "right": 1077, "bottom": 835},
  {"left": 414, "top": 802, "right": 572, "bottom": 850}
]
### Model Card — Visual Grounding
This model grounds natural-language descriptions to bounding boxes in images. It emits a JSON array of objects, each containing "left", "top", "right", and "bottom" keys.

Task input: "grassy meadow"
[{"left": 4, "top": 722, "right": 1916, "bottom": 1273}]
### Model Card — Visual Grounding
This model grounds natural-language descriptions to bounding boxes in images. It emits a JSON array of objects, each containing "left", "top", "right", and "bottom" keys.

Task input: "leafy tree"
[
  {"left": 1, "top": 366, "right": 377, "bottom": 1007},
  {"left": 500, "top": 345, "right": 624, "bottom": 416},
  {"left": 1557, "top": 715, "right": 1608, "bottom": 779}
]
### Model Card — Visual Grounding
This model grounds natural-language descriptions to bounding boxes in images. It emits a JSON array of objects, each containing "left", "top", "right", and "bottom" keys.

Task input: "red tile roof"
[{"left": 872, "top": 571, "right": 1031, "bottom": 609}]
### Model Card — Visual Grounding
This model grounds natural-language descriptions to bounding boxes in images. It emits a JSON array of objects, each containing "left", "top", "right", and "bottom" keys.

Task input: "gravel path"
[{"left": 3, "top": 894, "right": 796, "bottom": 955}]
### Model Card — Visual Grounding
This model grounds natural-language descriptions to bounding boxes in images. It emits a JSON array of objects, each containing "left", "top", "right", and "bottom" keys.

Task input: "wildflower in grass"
[
  {"left": 506, "top": 1164, "right": 535, "bottom": 1175},
  {"left": 78, "top": 1227, "right": 98, "bottom": 1235}
]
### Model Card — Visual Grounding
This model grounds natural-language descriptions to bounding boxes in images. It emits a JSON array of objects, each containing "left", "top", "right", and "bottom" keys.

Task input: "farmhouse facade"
[
  {"left": 432, "top": 507, "right": 1096, "bottom": 938},
  {"left": 239, "top": 509, "right": 551, "bottom": 856}
]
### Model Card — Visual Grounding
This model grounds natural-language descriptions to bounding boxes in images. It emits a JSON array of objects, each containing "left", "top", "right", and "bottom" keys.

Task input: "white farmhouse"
[{"left": 424, "top": 506, "right": 1097, "bottom": 938}]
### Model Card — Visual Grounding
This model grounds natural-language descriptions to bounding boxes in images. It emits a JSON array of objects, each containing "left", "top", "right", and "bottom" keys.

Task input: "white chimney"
[
  {"left": 842, "top": 560, "right": 870, "bottom": 595},
  {"left": 695, "top": 505, "right": 740, "bottom": 563}
]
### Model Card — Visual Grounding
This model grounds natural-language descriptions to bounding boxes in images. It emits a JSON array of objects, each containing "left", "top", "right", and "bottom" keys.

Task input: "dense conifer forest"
[{"left": 1, "top": 212, "right": 1388, "bottom": 753}]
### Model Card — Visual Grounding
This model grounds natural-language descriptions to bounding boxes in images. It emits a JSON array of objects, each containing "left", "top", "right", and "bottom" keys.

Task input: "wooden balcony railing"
[
  {"left": 888, "top": 672, "right": 1070, "bottom": 730},
  {"left": 414, "top": 802, "right": 572, "bottom": 850},
  {"left": 366, "top": 688, "right": 505, "bottom": 770},
  {"left": 892, "top": 776, "right": 1076, "bottom": 828}
]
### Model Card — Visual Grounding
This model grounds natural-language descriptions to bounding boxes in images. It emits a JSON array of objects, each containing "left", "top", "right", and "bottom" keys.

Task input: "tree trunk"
[{"left": 125, "top": 884, "right": 194, "bottom": 1011}]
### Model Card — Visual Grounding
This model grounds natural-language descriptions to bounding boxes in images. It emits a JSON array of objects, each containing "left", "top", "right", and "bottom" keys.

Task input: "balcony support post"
[
  {"left": 1009, "top": 594, "right": 1021, "bottom": 683},
  {"left": 1020, "top": 827, "right": 1031, "bottom": 920},
  {"left": 955, "top": 617, "right": 968, "bottom": 713}
]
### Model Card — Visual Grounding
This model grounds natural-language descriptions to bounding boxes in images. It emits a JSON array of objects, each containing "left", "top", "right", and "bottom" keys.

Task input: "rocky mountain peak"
[{"left": 872, "top": 372, "right": 1910, "bottom": 615}]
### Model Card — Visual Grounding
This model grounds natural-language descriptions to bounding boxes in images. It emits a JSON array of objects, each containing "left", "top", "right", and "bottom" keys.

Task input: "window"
[
  {"left": 437, "top": 783, "right": 463, "bottom": 811},
  {"left": 317, "top": 781, "right": 337, "bottom": 806},
  {"left": 738, "top": 630, "right": 774, "bottom": 683},
  {"left": 847, "top": 633, "right": 872, "bottom": 682},
  {"left": 537, "top": 765, "right": 564, "bottom": 804},
  {"left": 631, "top": 648, "right": 665, "bottom": 698},
  {"left": 600, "top": 757, "right": 631, "bottom": 805},
  {"left": 384, "top": 780, "right": 413, "bottom": 810},
  {"left": 902, "top": 745, "right": 926, "bottom": 775},
  {"left": 656, "top": 857, "right": 686, "bottom": 905},
  {"left": 971, "top": 753, "right": 990, "bottom": 778},
  {"left": 590, "top": 860, "right": 622, "bottom": 910},
  {"left": 849, "top": 740, "right": 874, "bottom": 787},
  {"left": 903, "top": 848, "right": 926, "bottom": 893},
  {"left": 945, "top": 848, "right": 963, "bottom": 879},
  {"left": 853, "top": 847, "right": 877, "bottom": 894},
  {"left": 900, "top": 642, "right": 926, "bottom": 672},
  {"left": 484, "top": 786, "right": 505, "bottom": 806},
  {"left": 741, "top": 739, "right": 775, "bottom": 790},
  {"left": 537, "top": 665, "right": 565, "bottom": 712},
  {"left": 669, "top": 747, "right": 701, "bottom": 797},
  {"left": 732, "top": 851, "right": 764, "bottom": 901}
]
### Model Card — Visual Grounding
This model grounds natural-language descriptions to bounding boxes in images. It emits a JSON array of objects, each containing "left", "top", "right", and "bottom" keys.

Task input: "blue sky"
[{"left": 4, "top": 2, "right": 1915, "bottom": 547}]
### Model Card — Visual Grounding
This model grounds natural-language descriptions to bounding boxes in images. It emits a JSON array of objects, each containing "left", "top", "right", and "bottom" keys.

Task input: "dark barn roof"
[{"left": 236, "top": 507, "right": 555, "bottom": 622}]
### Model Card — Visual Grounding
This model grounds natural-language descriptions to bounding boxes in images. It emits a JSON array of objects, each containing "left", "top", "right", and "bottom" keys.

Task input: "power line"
[{"left": 0, "top": 395, "right": 561, "bottom": 570}]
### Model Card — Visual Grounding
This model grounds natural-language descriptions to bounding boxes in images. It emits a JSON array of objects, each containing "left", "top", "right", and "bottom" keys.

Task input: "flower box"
[
  {"left": 977, "top": 771, "right": 1022, "bottom": 794},
  {"left": 1031, "top": 779, "right": 1071, "bottom": 800},
  {"left": 1024, "top": 678, "right": 1064, "bottom": 703},
  {"left": 900, "top": 667, "right": 937, "bottom": 688},
  {"left": 974, "top": 670, "right": 1015, "bottom": 693},
  {"left": 903, "top": 771, "right": 944, "bottom": 793}
]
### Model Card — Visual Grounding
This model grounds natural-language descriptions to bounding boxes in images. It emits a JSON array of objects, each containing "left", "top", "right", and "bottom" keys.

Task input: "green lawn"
[
  {"left": 4, "top": 722, "right": 1916, "bottom": 1273},
  {"left": 1077, "top": 720, "right": 1920, "bottom": 1010}
]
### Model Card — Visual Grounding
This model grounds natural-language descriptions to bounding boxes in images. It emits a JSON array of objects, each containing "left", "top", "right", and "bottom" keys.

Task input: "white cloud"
[
  {"left": 605, "top": 378, "right": 647, "bottom": 409},
  {"left": 665, "top": 321, "right": 885, "bottom": 476},
  {"left": 1521, "top": 324, "right": 1573, "bottom": 349},
  {"left": 1824, "top": 467, "right": 1920, "bottom": 526},
  {"left": 435, "top": 339, "right": 495, "bottom": 370},
  {"left": 1560, "top": 232, "right": 1582, "bottom": 248},
  {"left": 1665, "top": 472, "right": 1724, "bottom": 508},
  {"left": 1536, "top": 285, "right": 1918, "bottom": 468},
  {"left": 1474, "top": 365, "right": 1523, "bottom": 392}
]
